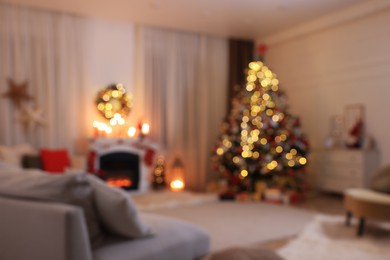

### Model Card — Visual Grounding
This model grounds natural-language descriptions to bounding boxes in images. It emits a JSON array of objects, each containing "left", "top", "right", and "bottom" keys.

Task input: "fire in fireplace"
[{"left": 99, "top": 152, "right": 140, "bottom": 190}]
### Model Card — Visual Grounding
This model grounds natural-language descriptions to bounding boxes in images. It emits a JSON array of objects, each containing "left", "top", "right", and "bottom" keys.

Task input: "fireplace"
[
  {"left": 99, "top": 152, "right": 140, "bottom": 190},
  {"left": 90, "top": 138, "right": 157, "bottom": 193}
]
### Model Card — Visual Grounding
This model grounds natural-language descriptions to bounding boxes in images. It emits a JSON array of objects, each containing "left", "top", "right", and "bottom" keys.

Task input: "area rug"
[
  {"left": 142, "top": 200, "right": 314, "bottom": 252},
  {"left": 277, "top": 214, "right": 390, "bottom": 260}
]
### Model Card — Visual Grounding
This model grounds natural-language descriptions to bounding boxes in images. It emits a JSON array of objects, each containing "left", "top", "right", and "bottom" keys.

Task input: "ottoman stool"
[{"left": 344, "top": 188, "right": 390, "bottom": 236}]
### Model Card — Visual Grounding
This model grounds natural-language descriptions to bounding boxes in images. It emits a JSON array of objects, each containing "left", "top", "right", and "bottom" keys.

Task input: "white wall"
[
  {"left": 260, "top": 8, "right": 390, "bottom": 167},
  {"left": 83, "top": 18, "right": 135, "bottom": 137}
]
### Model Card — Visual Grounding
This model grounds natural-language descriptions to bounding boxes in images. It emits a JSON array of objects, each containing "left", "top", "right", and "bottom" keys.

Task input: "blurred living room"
[{"left": 0, "top": 0, "right": 389, "bottom": 259}]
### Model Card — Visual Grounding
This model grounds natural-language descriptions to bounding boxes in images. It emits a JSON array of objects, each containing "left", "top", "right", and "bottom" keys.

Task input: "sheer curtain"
[
  {"left": 134, "top": 27, "right": 228, "bottom": 191},
  {"left": 0, "top": 4, "right": 87, "bottom": 153}
]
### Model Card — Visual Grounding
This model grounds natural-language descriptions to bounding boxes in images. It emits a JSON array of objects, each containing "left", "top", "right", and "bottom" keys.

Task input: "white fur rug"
[{"left": 277, "top": 214, "right": 390, "bottom": 260}]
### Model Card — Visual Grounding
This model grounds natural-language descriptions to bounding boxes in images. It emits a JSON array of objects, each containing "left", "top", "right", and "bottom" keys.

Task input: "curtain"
[
  {"left": 0, "top": 4, "right": 87, "bottom": 153},
  {"left": 134, "top": 27, "right": 228, "bottom": 191},
  {"left": 227, "top": 38, "right": 254, "bottom": 112}
]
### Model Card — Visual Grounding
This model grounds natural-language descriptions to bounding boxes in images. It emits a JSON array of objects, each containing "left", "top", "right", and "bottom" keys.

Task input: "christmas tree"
[
  {"left": 151, "top": 156, "right": 167, "bottom": 190},
  {"left": 212, "top": 60, "right": 309, "bottom": 198}
]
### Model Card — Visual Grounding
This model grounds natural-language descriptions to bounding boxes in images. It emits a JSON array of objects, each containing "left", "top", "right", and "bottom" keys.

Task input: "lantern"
[{"left": 170, "top": 157, "right": 185, "bottom": 192}]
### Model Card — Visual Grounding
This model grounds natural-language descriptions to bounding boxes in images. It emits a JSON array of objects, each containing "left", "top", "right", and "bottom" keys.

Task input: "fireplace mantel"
[{"left": 89, "top": 137, "right": 159, "bottom": 192}]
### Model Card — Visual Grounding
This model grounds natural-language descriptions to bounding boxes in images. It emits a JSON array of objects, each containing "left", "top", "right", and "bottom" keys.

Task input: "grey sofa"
[{"left": 0, "top": 195, "right": 210, "bottom": 260}]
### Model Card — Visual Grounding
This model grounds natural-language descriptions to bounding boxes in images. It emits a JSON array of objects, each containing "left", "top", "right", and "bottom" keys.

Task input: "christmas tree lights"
[{"left": 212, "top": 61, "right": 309, "bottom": 196}]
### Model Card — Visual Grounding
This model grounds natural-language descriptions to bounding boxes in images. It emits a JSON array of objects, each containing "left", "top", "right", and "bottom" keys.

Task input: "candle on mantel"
[
  {"left": 128, "top": 126, "right": 137, "bottom": 137},
  {"left": 109, "top": 118, "right": 117, "bottom": 126},
  {"left": 98, "top": 122, "right": 108, "bottom": 137},
  {"left": 141, "top": 123, "right": 150, "bottom": 136},
  {"left": 93, "top": 121, "right": 99, "bottom": 137},
  {"left": 105, "top": 126, "right": 112, "bottom": 135}
]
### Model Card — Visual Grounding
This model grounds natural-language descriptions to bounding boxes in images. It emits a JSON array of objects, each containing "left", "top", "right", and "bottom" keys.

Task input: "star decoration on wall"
[
  {"left": 2, "top": 79, "right": 33, "bottom": 107},
  {"left": 19, "top": 105, "right": 47, "bottom": 131}
]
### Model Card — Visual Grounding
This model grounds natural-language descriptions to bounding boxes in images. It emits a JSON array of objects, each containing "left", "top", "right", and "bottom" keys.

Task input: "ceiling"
[{"left": 4, "top": 0, "right": 368, "bottom": 39}]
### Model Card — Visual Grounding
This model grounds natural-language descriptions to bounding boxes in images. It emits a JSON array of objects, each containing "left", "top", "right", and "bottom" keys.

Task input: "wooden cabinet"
[{"left": 311, "top": 149, "right": 379, "bottom": 193}]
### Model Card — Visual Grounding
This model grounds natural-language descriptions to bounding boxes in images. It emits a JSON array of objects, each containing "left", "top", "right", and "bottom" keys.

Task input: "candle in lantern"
[
  {"left": 170, "top": 179, "right": 185, "bottom": 192},
  {"left": 170, "top": 158, "right": 185, "bottom": 192}
]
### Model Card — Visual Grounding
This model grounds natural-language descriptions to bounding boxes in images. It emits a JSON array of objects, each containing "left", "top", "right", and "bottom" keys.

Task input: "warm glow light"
[
  {"left": 275, "top": 146, "right": 283, "bottom": 153},
  {"left": 288, "top": 160, "right": 295, "bottom": 167},
  {"left": 114, "top": 113, "right": 121, "bottom": 120},
  {"left": 141, "top": 123, "right": 150, "bottom": 135},
  {"left": 110, "top": 118, "right": 117, "bottom": 126},
  {"left": 233, "top": 156, "right": 240, "bottom": 164},
  {"left": 299, "top": 157, "right": 307, "bottom": 165},
  {"left": 105, "top": 126, "right": 112, "bottom": 134},
  {"left": 170, "top": 179, "right": 184, "bottom": 192},
  {"left": 240, "top": 170, "right": 248, "bottom": 177},
  {"left": 118, "top": 118, "right": 125, "bottom": 125},
  {"left": 128, "top": 126, "right": 136, "bottom": 137},
  {"left": 97, "top": 122, "right": 107, "bottom": 131},
  {"left": 107, "top": 178, "right": 132, "bottom": 188}
]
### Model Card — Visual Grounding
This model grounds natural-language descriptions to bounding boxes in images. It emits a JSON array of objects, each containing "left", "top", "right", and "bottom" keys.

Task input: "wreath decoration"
[{"left": 96, "top": 83, "right": 132, "bottom": 120}]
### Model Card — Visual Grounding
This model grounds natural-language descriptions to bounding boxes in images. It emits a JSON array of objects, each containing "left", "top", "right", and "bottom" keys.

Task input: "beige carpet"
[
  {"left": 277, "top": 214, "right": 390, "bottom": 260},
  {"left": 136, "top": 197, "right": 314, "bottom": 252}
]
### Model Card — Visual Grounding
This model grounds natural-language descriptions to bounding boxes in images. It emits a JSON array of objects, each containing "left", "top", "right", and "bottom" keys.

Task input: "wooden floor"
[{"left": 292, "top": 191, "right": 345, "bottom": 215}]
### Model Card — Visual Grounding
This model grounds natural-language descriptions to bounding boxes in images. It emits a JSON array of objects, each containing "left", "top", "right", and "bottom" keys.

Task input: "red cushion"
[{"left": 40, "top": 149, "right": 71, "bottom": 173}]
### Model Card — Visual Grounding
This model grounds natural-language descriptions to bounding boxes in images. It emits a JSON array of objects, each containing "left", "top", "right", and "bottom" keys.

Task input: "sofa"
[{"left": 0, "top": 169, "right": 210, "bottom": 260}]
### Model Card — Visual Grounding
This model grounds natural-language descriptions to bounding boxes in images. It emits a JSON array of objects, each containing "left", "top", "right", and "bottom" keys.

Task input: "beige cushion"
[
  {"left": 0, "top": 170, "right": 104, "bottom": 248},
  {"left": 0, "top": 144, "right": 36, "bottom": 168},
  {"left": 87, "top": 175, "right": 152, "bottom": 238},
  {"left": 370, "top": 165, "right": 390, "bottom": 194},
  {"left": 345, "top": 188, "right": 390, "bottom": 205}
]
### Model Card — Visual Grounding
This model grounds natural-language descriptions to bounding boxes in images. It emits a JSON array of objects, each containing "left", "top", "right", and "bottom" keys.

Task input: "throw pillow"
[
  {"left": 40, "top": 149, "right": 71, "bottom": 173},
  {"left": 87, "top": 175, "right": 152, "bottom": 238},
  {"left": 370, "top": 165, "right": 390, "bottom": 194},
  {"left": 0, "top": 144, "right": 36, "bottom": 168},
  {"left": 22, "top": 155, "right": 43, "bottom": 169},
  {"left": 0, "top": 170, "right": 104, "bottom": 248}
]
